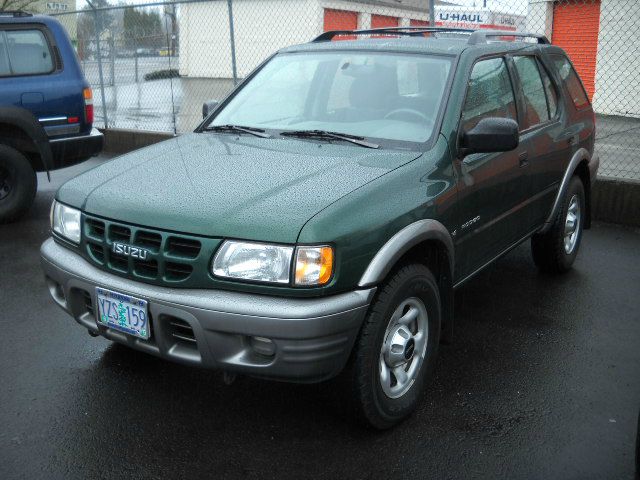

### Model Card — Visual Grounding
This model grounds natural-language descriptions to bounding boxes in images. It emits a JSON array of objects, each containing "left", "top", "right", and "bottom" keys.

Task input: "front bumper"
[
  {"left": 49, "top": 128, "right": 104, "bottom": 170},
  {"left": 41, "top": 239, "right": 374, "bottom": 383}
]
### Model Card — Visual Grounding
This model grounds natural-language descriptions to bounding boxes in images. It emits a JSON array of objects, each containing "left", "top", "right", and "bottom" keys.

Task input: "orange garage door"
[
  {"left": 371, "top": 14, "right": 399, "bottom": 29},
  {"left": 324, "top": 9, "right": 358, "bottom": 32},
  {"left": 552, "top": 0, "right": 601, "bottom": 100}
]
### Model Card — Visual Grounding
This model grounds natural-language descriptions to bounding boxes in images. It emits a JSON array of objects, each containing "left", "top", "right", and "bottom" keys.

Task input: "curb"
[
  {"left": 592, "top": 177, "right": 640, "bottom": 227},
  {"left": 99, "top": 128, "right": 175, "bottom": 155}
]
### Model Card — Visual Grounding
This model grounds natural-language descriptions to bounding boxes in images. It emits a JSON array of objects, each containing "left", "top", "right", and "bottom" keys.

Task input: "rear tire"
[
  {"left": 531, "top": 175, "right": 585, "bottom": 273},
  {"left": 349, "top": 263, "right": 441, "bottom": 429},
  {"left": 0, "top": 145, "right": 37, "bottom": 224}
]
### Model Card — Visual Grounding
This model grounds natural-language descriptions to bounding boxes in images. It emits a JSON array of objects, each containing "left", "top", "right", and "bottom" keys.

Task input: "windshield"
[{"left": 207, "top": 51, "right": 453, "bottom": 143}]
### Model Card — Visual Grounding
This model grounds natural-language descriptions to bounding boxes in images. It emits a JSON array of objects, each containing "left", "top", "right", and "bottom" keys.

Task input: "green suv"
[{"left": 41, "top": 27, "right": 599, "bottom": 428}]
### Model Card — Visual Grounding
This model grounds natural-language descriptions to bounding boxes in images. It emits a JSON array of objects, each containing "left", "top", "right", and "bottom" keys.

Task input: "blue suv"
[{"left": 0, "top": 11, "right": 103, "bottom": 222}]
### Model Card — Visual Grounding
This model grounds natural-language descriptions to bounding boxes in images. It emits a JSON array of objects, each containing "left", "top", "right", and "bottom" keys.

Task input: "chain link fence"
[{"left": 50, "top": 0, "right": 639, "bottom": 180}]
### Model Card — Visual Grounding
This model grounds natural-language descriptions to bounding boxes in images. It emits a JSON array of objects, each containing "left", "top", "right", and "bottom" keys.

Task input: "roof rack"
[
  {"left": 312, "top": 27, "right": 550, "bottom": 46},
  {"left": 467, "top": 30, "right": 550, "bottom": 45},
  {"left": 313, "top": 26, "right": 475, "bottom": 42},
  {"left": 0, "top": 11, "right": 33, "bottom": 17}
]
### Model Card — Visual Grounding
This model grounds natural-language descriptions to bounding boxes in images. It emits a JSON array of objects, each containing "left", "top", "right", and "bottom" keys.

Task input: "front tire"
[
  {"left": 531, "top": 175, "right": 585, "bottom": 273},
  {"left": 349, "top": 264, "right": 441, "bottom": 429},
  {"left": 0, "top": 145, "right": 37, "bottom": 224}
]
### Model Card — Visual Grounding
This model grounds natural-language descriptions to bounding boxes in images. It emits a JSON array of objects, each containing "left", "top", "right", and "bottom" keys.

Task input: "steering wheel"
[{"left": 384, "top": 108, "right": 430, "bottom": 123}]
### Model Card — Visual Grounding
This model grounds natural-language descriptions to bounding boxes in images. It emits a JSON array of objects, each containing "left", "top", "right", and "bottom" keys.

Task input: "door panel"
[
  {"left": 454, "top": 147, "right": 528, "bottom": 279},
  {"left": 511, "top": 55, "right": 570, "bottom": 230},
  {"left": 454, "top": 57, "right": 530, "bottom": 280}
]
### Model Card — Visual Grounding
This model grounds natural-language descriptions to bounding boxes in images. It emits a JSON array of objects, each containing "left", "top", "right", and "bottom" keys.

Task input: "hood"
[{"left": 57, "top": 133, "right": 420, "bottom": 243}]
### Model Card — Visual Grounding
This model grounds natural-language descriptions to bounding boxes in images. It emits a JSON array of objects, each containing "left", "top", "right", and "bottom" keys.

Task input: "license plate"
[{"left": 95, "top": 287, "right": 150, "bottom": 340}]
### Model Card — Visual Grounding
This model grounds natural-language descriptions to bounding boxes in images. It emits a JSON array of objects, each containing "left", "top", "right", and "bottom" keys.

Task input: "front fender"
[{"left": 358, "top": 219, "right": 454, "bottom": 287}]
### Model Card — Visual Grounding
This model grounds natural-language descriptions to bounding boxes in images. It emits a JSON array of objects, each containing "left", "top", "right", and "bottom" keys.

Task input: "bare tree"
[{"left": 0, "top": 0, "right": 39, "bottom": 12}]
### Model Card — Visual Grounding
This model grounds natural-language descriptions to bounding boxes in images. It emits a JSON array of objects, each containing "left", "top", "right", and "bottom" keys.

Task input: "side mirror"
[
  {"left": 202, "top": 100, "right": 219, "bottom": 119},
  {"left": 460, "top": 117, "right": 519, "bottom": 156}
]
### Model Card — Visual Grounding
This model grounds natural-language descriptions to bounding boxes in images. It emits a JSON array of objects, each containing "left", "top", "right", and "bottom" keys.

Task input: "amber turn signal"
[{"left": 295, "top": 246, "right": 334, "bottom": 286}]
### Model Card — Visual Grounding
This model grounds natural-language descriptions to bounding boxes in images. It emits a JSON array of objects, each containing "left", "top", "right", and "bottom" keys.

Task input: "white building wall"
[
  {"left": 525, "top": 0, "right": 554, "bottom": 39},
  {"left": 179, "top": 0, "right": 318, "bottom": 78},
  {"left": 179, "top": 0, "right": 434, "bottom": 79},
  {"left": 593, "top": 0, "right": 640, "bottom": 117}
]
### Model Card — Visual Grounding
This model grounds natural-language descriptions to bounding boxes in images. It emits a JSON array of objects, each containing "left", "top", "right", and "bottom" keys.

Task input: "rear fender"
[{"left": 0, "top": 107, "right": 53, "bottom": 179}]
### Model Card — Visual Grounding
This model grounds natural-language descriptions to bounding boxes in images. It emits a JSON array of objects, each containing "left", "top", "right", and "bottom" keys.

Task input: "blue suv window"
[
  {"left": 0, "top": 32, "right": 10, "bottom": 76},
  {"left": 0, "top": 29, "right": 54, "bottom": 76}
]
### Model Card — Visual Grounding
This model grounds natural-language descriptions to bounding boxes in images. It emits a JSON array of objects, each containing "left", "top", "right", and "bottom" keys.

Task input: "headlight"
[
  {"left": 51, "top": 200, "right": 81, "bottom": 244},
  {"left": 212, "top": 241, "right": 294, "bottom": 284},
  {"left": 295, "top": 246, "right": 334, "bottom": 286}
]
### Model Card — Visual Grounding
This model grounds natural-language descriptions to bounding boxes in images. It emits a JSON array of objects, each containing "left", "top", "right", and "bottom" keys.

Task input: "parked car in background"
[
  {"left": 0, "top": 11, "right": 103, "bottom": 223},
  {"left": 41, "top": 27, "right": 598, "bottom": 429},
  {"left": 135, "top": 48, "right": 156, "bottom": 57}
]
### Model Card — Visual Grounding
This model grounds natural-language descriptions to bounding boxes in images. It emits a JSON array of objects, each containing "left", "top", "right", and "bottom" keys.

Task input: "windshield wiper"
[
  {"left": 204, "top": 124, "right": 271, "bottom": 138},
  {"left": 280, "top": 130, "right": 379, "bottom": 149}
]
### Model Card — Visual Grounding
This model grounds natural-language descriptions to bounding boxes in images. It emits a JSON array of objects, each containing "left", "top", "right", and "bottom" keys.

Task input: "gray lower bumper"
[{"left": 41, "top": 238, "right": 375, "bottom": 383}]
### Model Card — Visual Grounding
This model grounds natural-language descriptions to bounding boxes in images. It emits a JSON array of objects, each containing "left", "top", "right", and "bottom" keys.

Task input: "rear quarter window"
[
  {"left": 550, "top": 54, "right": 590, "bottom": 109},
  {"left": 0, "top": 29, "right": 54, "bottom": 76}
]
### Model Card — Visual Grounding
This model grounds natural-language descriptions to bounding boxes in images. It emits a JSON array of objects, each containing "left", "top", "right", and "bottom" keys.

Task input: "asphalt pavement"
[{"left": 1, "top": 157, "right": 639, "bottom": 480}]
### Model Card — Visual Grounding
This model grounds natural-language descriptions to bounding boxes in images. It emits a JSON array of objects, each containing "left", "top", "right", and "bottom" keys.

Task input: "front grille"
[
  {"left": 85, "top": 218, "right": 105, "bottom": 240},
  {"left": 136, "top": 231, "right": 162, "bottom": 252},
  {"left": 81, "top": 214, "right": 218, "bottom": 287},
  {"left": 88, "top": 243, "right": 105, "bottom": 263},
  {"left": 134, "top": 258, "right": 158, "bottom": 279},
  {"left": 167, "top": 236, "right": 201, "bottom": 259},
  {"left": 109, "top": 224, "right": 130, "bottom": 243}
]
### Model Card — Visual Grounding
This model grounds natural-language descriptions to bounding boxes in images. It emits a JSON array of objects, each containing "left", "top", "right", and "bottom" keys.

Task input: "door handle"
[
  {"left": 567, "top": 136, "right": 577, "bottom": 146},
  {"left": 518, "top": 151, "right": 529, "bottom": 167}
]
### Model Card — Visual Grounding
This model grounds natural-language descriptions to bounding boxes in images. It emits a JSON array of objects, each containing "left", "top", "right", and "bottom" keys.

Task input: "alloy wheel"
[
  {"left": 564, "top": 194, "right": 581, "bottom": 254},
  {"left": 379, "top": 297, "right": 429, "bottom": 399}
]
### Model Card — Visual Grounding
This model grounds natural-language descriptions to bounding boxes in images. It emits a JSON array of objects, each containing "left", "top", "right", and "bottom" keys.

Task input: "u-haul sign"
[
  {"left": 438, "top": 11, "right": 486, "bottom": 25},
  {"left": 436, "top": 8, "right": 523, "bottom": 31}
]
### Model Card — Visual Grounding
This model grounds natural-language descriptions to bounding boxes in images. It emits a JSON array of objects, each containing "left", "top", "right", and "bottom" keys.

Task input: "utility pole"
[
  {"left": 429, "top": 0, "right": 435, "bottom": 27},
  {"left": 86, "top": 0, "right": 108, "bottom": 128}
]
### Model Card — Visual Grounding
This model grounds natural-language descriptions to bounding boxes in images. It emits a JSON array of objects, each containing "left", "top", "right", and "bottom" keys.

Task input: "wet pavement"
[{"left": 1, "top": 157, "right": 639, "bottom": 479}]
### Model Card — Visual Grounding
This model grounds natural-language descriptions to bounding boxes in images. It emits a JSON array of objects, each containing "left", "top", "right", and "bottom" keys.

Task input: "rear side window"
[
  {"left": 513, "top": 56, "right": 550, "bottom": 128},
  {"left": 550, "top": 54, "right": 590, "bottom": 109},
  {"left": 461, "top": 57, "right": 517, "bottom": 131},
  {"left": 539, "top": 63, "right": 558, "bottom": 119},
  {"left": 2, "top": 29, "right": 54, "bottom": 76}
]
